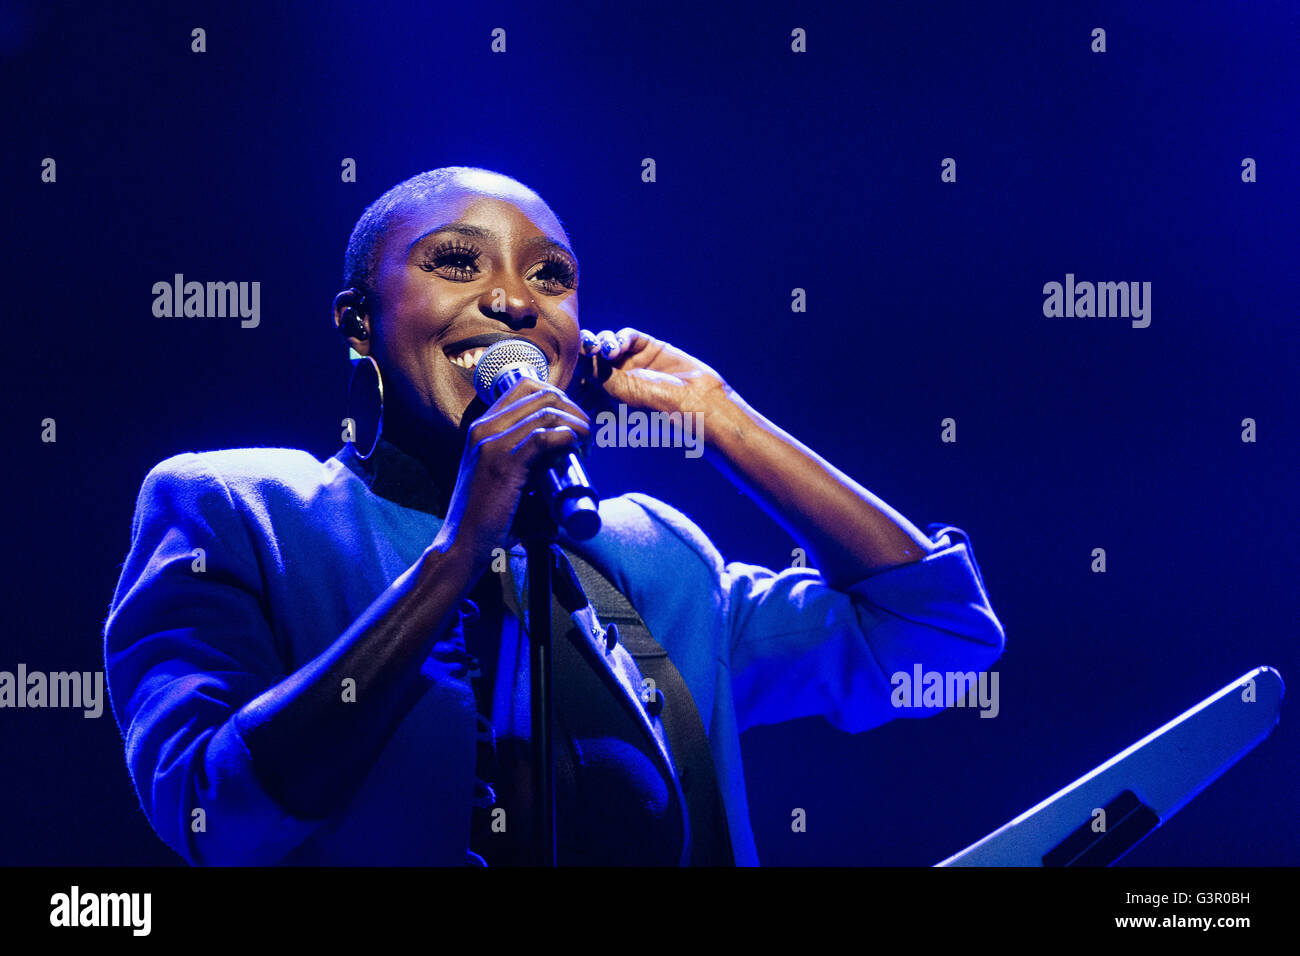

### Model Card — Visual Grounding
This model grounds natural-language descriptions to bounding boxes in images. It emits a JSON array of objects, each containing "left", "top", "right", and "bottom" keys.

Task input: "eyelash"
[
  {"left": 419, "top": 242, "right": 578, "bottom": 292},
  {"left": 420, "top": 242, "right": 480, "bottom": 280},
  {"left": 533, "top": 252, "right": 578, "bottom": 291}
]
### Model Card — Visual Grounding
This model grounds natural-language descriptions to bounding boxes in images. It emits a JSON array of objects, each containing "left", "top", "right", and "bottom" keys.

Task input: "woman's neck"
[{"left": 379, "top": 407, "right": 465, "bottom": 495}]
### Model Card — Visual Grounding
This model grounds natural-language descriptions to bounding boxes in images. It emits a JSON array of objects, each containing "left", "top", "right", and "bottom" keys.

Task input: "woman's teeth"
[{"left": 449, "top": 347, "right": 488, "bottom": 369}]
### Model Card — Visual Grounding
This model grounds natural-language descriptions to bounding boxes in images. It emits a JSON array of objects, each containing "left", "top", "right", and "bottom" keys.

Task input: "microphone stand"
[{"left": 518, "top": 489, "right": 557, "bottom": 867}]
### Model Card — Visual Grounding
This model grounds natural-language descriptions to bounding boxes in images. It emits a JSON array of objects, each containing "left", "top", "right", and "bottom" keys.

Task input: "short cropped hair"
[{"left": 342, "top": 166, "right": 562, "bottom": 306}]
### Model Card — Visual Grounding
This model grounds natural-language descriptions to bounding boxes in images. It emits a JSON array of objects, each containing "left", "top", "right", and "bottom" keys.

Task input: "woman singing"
[{"left": 103, "top": 166, "right": 1005, "bottom": 866}]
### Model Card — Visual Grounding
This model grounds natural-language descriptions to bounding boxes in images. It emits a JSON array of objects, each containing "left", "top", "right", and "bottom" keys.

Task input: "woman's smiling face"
[{"left": 363, "top": 173, "right": 581, "bottom": 439}]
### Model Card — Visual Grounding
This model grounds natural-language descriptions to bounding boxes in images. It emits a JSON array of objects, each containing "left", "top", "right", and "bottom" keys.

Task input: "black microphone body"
[{"left": 474, "top": 339, "right": 601, "bottom": 541}]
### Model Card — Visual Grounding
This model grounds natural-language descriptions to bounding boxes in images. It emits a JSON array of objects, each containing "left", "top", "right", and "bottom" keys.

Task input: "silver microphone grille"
[{"left": 473, "top": 339, "right": 550, "bottom": 402}]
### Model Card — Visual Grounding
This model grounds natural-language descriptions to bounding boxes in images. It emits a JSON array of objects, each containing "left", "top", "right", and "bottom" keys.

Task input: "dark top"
[{"left": 461, "top": 569, "right": 686, "bottom": 865}]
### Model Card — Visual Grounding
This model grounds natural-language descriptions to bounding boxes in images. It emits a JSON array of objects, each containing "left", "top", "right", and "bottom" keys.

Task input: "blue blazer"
[{"left": 103, "top": 440, "right": 1006, "bottom": 865}]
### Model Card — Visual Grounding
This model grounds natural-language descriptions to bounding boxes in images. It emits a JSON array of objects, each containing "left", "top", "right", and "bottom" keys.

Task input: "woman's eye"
[
  {"left": 421, "top": 245, "right": 481, "bottom": 279},
  {"left": 531, "top": 258, "right": 577, "bottom": 292}
]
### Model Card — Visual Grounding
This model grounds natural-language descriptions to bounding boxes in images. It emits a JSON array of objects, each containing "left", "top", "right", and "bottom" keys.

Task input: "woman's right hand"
[{"left": 433, "top": 377, "right": 591, "bottom": 565}]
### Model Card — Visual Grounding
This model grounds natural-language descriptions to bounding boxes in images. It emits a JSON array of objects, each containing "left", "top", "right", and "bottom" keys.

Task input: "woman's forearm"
[
  {"left": 231, "top": 537, "right": 487, "bottom": 820},
  {"left": 701, "top": 390, "right": 936, "bottom": 588}
]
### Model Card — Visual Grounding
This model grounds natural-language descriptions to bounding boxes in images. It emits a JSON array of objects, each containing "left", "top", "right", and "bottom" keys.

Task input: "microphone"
[{"left": 473, "top": 339, "right": 601, "bottom": 540}]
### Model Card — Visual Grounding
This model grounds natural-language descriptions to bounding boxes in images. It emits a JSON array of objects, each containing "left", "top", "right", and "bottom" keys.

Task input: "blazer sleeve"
[
  {"left": 103, "top": 453, "right": 323, "bottom": 865},
  {"left": 624, "top": 495, "right": 1005, "bottom": 735},
  {"left": 724, "top": 524, "right": 1006, "bottom": 733}
]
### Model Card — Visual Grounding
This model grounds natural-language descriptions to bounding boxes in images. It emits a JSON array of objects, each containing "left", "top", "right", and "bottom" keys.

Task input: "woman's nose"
[{"left": 478, "top": 279, "right": 537, "bottom": 327}]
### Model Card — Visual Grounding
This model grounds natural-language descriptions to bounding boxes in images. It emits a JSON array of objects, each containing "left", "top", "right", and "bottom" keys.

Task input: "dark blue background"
[{"left": 3, "top": 0, "right": 1295, "bottom": 865}]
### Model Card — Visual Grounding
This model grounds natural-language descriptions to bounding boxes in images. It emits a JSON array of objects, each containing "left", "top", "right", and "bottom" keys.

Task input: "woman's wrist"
[
  {"left": 424, "top": 530, "right": 487, "bottom": 584},
  {"left": 697, "top": 386, "right": 761, "bottom": 464},
  {"left": 425, "top": 523, "right": 506, "bottom": 587}
]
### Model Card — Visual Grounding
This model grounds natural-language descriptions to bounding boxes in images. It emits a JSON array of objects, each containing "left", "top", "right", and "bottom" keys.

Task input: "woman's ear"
[{"left": 332, "top": 289, "right": 371, "bottom": 356}]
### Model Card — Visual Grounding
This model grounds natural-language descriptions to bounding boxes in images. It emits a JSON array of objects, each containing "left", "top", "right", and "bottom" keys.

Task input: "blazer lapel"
[{"left": 504, "top": 547, "right": 684, "bottom": 783}]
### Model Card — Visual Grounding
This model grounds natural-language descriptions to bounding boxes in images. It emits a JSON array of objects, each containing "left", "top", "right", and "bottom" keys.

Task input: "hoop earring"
[{"left": 345, "top": 355, "right": 384, "bottom": 461}]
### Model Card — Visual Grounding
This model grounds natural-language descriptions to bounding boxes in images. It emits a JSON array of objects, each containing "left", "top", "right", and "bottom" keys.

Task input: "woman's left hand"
[{"left": 569, "top": 327, "right": 732, "bottom": 417}]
